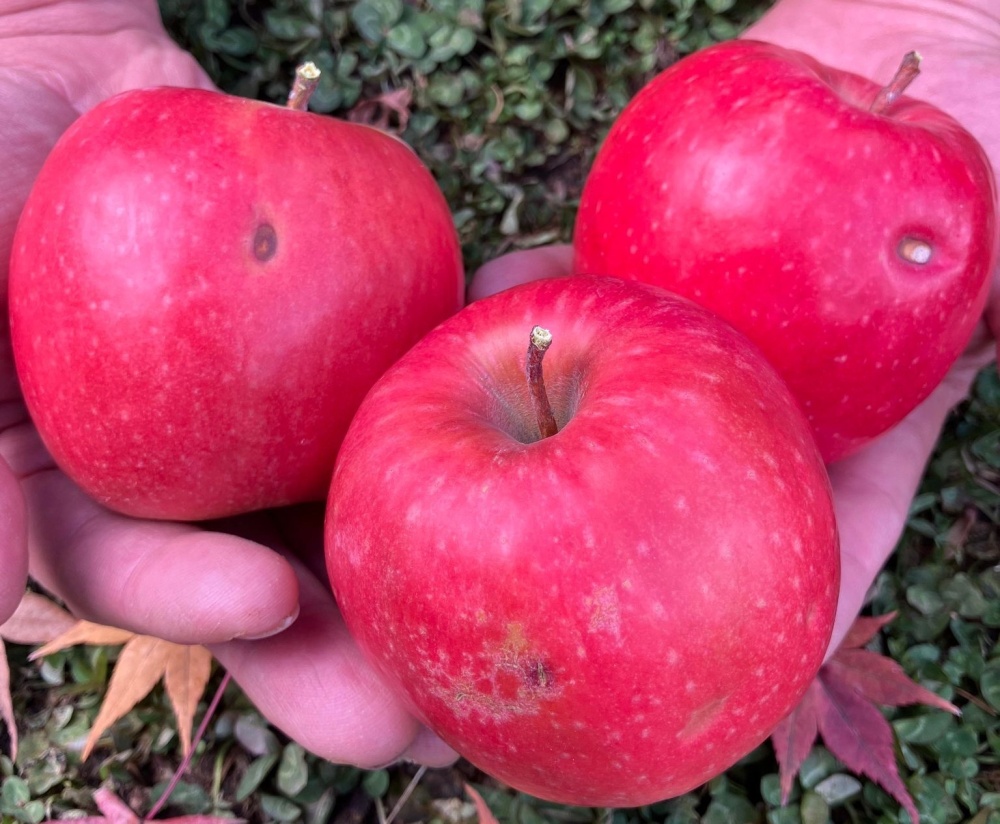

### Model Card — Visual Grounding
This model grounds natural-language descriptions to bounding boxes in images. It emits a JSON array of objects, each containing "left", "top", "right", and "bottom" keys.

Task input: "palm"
[{"left": 0, "top": 1, "right": 211, "bottom": 623}]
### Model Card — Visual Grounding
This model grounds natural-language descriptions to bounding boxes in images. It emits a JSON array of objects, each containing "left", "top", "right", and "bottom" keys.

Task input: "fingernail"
[{"left": 235, "top": 605, "right": 300, "bottom": 641}]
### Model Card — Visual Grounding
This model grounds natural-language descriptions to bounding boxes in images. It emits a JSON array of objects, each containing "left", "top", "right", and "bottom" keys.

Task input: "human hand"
[{"left": 0, "top": 0, "right": 454, "bottom": 768}]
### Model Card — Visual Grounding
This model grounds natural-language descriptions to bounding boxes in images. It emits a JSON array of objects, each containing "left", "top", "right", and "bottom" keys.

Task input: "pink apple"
[
  {"left": 326, "top": 274, "right": 839, "bottom": 807},
  {"left": 9, "top": 84, "right": 463, "bottom": 520},
  {"left": 574, "top": 40, "right": 997, "bottom": 462}
]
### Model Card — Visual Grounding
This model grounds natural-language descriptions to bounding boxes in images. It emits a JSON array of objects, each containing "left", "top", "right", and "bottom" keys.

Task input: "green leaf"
[
  {"left": 351, "top": 0, "right": 404, "bottom": 42},
  {"left": 940, "top": 573, "right": 988, "bottom": 618},
  {"left": 1, "top": 776, "right": 30, "bottom": 809},
  {"left": 260, "top": 793, "right": 302, "bottom": 822},
  {"left": 149, "top": 780, "right": 211, "bottom": 814},
  {"left": 980, "top": 661, "right": 1000, "bottom": 711},
  {"left": 386, "top": 23, "right": 428, "bottom": 58},
  {"left": 519, "top": 0, "right": 554, "bottom": 25},
  {"left": 703, "top": 792, "right": 757, "bottom": 823},
  {"left": 813, "top": 773, "right": 861, "bottom": 806},
  {"left": 277, "top": 743, "right": 309, "bottom": 797},
  {"left": 760, "top": 773, "right": 783, "bottom": 807},
  {"left": 799, "top": 791, "right": 830, "bottom": 824},
  {"left": 798, "top": 747, "right": 841, "bottom": 789},
  {"left": 235, "top": 753, "right": 279, "bottom": 802},
  {"left": 932, "top": 726, "right": 979, "bottom": 758},
  {"left": 906, "top": 585, "right": 944, "bottom": 615},
  {"left": 263, "top": 11, "right": 321, "bottom": 41},
  {"left": 362, "top": 769, "right": 390, "bottom": 798},
  {"left": 907, "top": 774, "right": 963, "bottom": 824},
  {"left": 893, "top": 711, "right": 954, "bottom": 744}
]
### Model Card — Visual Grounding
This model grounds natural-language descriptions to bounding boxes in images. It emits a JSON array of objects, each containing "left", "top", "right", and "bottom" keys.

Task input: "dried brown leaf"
[
  {"left": 30, "top": 620, "right": 135, "bottom": 659},
  {"left": 83, "top": 635, "right": 174, "bottom": 759},
  {"left": 1, "top": 637, "right": 17, "bottom": 760},
  {"left": 163, "top": 644, "right": 213, "bottom": 756},
  {"left": 465, "top": 784, "right": 501, "bottom": 824},
  {"left": 347, "top": 87, "right": 413, "bottom": 134},
  {"left": 0, "top": 591, "right": 76, "bottom": 644}
]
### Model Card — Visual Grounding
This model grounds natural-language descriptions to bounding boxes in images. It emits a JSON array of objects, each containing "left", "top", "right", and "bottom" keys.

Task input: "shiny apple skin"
[
  {"left": 575, "top": 40, "right": 998, "bottom": 462},
  {"left": 326, "top": 275, "right": 839, "bottom": 807},
  {"left": 10, "top": 87, "right": 464, "bottom": 519}
]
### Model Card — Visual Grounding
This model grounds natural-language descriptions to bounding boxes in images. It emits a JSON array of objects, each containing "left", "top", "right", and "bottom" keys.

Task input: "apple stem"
[
  {"left": 870, "top": 51, "right": 922, "bottom": 115},
  {"left": 287, "top": 62, "right": 321, "bottom": 111},
  {"left": 526, "top": 326, "right": 558, "bottom": 440}
]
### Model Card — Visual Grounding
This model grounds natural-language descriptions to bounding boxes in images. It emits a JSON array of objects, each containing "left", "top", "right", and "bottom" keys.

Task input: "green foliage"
[{"left": 157, "top": 0, "right": 769, "bottom": 271}]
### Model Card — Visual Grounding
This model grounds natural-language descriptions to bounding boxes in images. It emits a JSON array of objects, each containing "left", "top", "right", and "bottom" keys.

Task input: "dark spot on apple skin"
[{"left": 253, "top": 223, "right": 278, "bottom": 262}]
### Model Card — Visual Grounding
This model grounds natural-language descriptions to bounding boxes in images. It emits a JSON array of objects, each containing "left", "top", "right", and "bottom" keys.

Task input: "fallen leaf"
[
  {"left": 347, "top": 87, "right": 413, "bottom": 134},
  {"left": 839, "top": 612, "right": 895, "bottom": 648},
  {"left": 30, "top": 620, "right": 135, "bottom": 657},
  {"left": 770, "top": 613, "right": 960, "bottom": 823},
  {"left": 826, "top": 650, "right": 960, "bottom": 715},
  {"left": 465, "top": 784, "right": 501, "bottom": 824},
  {"left": 1, "top": 589, "right": 80, "bottom": 761},
  {"left": 30, "top": 620, "right": 213, "bottom": 759},
  {"left": 1, "top": 637, "right": 16, "bottom": 760},
  {"left": 42, "top": 787, "right": 243, "bottom": 823},
  {"left": 770, "top": 678, "right": 820, "bottom": 802},
  {"left": 162, "top": 644, "right": 213, "bottom": 757},
  {"left": 0, "top": 590, "right": 76, "bottom": 644}
]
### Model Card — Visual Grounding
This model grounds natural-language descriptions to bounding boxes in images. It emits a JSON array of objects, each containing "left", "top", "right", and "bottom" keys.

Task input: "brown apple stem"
[
  {"left": 526, "top": 326, "right": 558, "bottom": 440},
  {"left": 870, "top": 51, "right": 922, "bottom": 115},
  {"left": 287, "top": 62, "right": 321, "bottom": 111}
]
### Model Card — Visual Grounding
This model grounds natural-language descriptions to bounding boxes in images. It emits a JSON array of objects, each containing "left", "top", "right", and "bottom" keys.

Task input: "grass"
[{"left": 3, "top": 1, "right": 1000, "bottom": 822}]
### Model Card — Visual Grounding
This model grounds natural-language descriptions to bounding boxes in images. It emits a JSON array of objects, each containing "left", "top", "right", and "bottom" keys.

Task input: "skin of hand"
[
  {"left": 471, "top": 0, "right": 1000, "bottom": 657},
  {"left": 0, "top": 0, "right": 455, "bottom": 768}
]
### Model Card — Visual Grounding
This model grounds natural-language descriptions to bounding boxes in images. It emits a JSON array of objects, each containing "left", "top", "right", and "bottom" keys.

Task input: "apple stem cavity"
[
  {"left": 526, "top": 326, "right": 558, "bottom": 440},
  {"left": 870, "top": 51, "right": 922, "bottom": 115},
  {"left": 287, "top": 62, "right": 321, "bottom": 111}
]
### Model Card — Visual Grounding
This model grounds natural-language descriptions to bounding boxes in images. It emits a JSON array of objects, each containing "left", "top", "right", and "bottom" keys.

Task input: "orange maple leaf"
[
  {"left": 31, "top": 620, "right": 213, "bottom": 759},
  {"left": 465, "top": 784, "right": 501, "bottom": 824},
  {"left": 1, "top": 590, "right": 80, "bottom": 760}
]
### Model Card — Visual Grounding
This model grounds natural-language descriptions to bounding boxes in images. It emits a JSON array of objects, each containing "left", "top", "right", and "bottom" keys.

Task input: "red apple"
[
  {"left": 574, "top": 40, "right": 998, "bottom": 462},
  {"left": 326, "top": 275, "right": 839, "bottom": 807},
  {"left": 9, "top": 80, "right": 463, "bottom": 520}
]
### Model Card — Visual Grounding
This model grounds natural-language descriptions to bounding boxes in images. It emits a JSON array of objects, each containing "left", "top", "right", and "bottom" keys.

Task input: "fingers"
[
  {"left": 0, "top": 456, "right": 27, "bottom": 623},
  {"left": 211, "top": 557, "right": 459, "bottom": 770},
  {"left": 467, "top": 245, "right": 573, "bottom": 303},
  {"left": 22, "top": 468, "right": 300, "bottom": 644},
  {"left": 825, "top": 345, "right": 992, "bottom": 656}
]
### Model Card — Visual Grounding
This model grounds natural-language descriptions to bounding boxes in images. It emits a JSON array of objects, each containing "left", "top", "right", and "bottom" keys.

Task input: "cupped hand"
[{"left": 0, "top": 0, "right": 454, "bottom": 769}]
